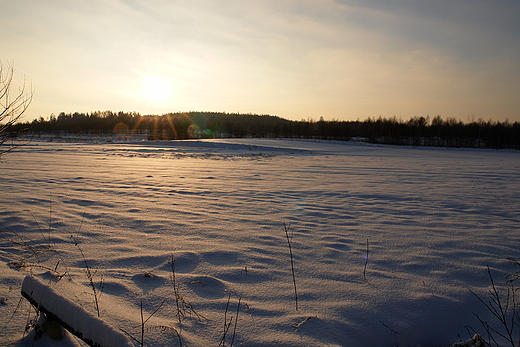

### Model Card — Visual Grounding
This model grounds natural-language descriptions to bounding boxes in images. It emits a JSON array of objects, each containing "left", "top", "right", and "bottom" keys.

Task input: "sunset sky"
[{"left": 2, "top": 0, "right": 520, "bottom": 122}]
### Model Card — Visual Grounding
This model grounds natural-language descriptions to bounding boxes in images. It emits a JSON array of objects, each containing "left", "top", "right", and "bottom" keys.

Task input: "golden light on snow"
[{"left": 2, "top": 138, "right": 520, "bottom": 345}]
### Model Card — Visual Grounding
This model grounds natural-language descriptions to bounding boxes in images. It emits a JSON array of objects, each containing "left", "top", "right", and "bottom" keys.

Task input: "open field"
[{"left": 1, "top": 138, "right": 519, "bottom": 346}]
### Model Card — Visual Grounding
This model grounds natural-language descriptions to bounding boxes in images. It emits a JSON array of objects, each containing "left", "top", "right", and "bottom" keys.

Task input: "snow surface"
[{"left": 0, "top": 138, "right": 519, "bottom": 346}]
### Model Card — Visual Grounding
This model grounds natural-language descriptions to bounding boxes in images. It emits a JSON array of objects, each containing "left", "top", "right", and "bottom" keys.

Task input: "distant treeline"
[{"left": 12, "top": 111, "right": 520, "bottom": 149}]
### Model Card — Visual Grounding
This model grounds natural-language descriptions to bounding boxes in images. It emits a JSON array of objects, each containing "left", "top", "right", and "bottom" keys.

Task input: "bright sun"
[{"left": 142, "top": 76, "right": 172, "bottom": 103}]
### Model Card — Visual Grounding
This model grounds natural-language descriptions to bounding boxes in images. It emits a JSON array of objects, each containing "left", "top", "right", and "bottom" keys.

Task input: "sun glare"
[{"left": 142, "top": 76, "right": 171, "bottom": 103}]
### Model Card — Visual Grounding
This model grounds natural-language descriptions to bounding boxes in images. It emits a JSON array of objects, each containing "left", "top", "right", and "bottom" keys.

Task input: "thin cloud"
[{"left": 1, "top": 0, "right": 519, "bottom": 121}]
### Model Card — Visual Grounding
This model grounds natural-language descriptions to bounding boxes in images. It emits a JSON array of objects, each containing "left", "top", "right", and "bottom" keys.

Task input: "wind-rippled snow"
[{"left": 1, "top": 138, "right": 519, "bottom": 346}]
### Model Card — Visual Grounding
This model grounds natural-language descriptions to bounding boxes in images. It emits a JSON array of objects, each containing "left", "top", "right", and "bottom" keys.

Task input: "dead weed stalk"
[
  {"left": 283, "top": 221, "right": 298, "bottom": 311},
  {"left": 219, "top": 292, "right": 242, "bottom": 347},
  {"left": 168, "top": 255, "right": 206, "bottom": 324},
  {"left": 70, "top": 234, "right": 104, "bottom": 317}
]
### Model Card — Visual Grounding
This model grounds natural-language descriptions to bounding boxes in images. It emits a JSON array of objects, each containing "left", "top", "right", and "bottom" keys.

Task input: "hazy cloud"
[{"left": 2, "top": 0, "right": 519, "bottom": 121}]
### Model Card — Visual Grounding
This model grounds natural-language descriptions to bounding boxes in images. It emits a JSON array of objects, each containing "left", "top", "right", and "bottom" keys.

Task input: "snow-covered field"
[{"left": 1, "top": 138, "right": 519, "bottom": 347}]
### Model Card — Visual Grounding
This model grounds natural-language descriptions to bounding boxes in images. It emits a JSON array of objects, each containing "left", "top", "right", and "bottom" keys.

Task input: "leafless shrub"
[
  {"left": 506, "top": 257, "right": 520, "bottom": 284},
  {"left": 470, "top": 265, "right": 520, "bottom": 347}
]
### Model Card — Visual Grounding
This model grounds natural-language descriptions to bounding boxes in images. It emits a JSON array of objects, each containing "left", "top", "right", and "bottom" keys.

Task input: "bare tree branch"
[{"left": 0, "top": 61, "right": 34, "bottom": 157}]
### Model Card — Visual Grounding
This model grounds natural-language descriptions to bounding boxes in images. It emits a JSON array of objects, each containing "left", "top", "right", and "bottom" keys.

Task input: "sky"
[{"left": 2, "top": 0, "right": 520, "bottom": 123}]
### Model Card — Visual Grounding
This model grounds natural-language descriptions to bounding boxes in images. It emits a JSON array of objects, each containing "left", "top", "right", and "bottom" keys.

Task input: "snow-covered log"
[
  {"left": 21, "top": 275, "right": 134, "bottom": 347},
  {"left": 449, "top": 334, "right": 484, "bottom": 347}
]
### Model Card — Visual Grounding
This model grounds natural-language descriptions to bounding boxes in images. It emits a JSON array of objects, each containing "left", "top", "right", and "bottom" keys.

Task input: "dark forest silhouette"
[{"left": 10, "top": 111, "right": 520, "bottom": 149}]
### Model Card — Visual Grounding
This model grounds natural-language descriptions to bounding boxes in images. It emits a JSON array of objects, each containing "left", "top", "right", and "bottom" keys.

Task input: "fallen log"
[{"left": 21, "top": 275, "right": 134, "bottom": 347}]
